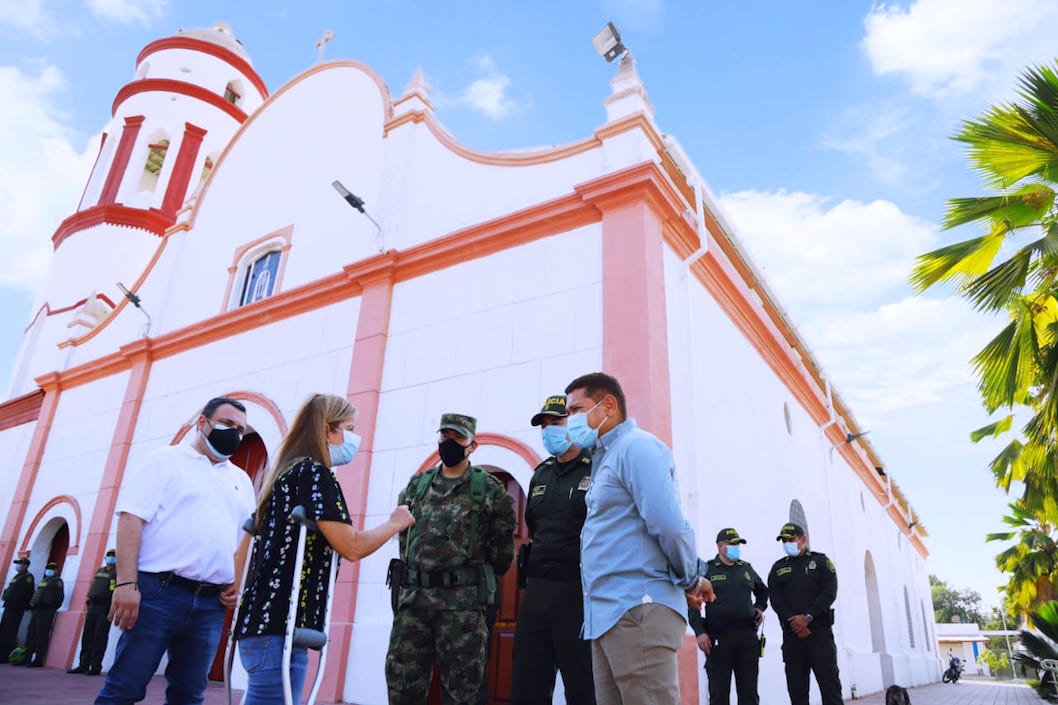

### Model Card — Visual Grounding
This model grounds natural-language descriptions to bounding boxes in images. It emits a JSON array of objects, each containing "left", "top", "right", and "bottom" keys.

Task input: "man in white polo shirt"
[{"left": 95, "top": 397, "right": 256, "bottom": 705}]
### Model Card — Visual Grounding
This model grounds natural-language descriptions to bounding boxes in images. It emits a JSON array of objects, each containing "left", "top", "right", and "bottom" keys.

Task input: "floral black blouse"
[{"left": 235, "top": 458, "right": 351, "bottom": 638}]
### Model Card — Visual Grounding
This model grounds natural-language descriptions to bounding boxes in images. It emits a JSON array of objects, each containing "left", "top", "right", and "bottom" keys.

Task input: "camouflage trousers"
[{"left": 385, "top": 601, "right": 487, "bottom": 705}]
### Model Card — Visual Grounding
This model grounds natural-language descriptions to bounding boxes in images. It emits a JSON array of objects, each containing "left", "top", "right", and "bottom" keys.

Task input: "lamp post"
[{"left": 332, "top": 180, "right": 383, "bottom": 253}]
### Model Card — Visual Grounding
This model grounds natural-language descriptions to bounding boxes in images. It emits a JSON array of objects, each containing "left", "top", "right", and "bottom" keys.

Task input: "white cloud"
[
  {"left": 0, "top": 0, "right": 50, "bottom": 35},
  {"left": 440, "top": 54, "right": 521, "bottom": 120},
  {"left": 718, "top": 189, "right": 935, "bottom": 312},
  {"left": 862, "top": 0, "right": 1058, "bottom": 98},
  {"left": 820, "top": 105, "right": 910, "bottom": 188},
  {"left": 0, "top": 61, "right": 99, "bottom": 292},
  {"left": 717, "top": 189, "right": 998, "bottom": 417},
  {"left": 85, "top": 0, "right": 166, "bottom": 25},
  {"left": 601, "top": 0, "right": 664, "bottom": 34}
]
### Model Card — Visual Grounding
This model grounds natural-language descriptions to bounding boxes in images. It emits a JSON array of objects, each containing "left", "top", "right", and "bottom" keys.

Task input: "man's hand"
[
  {"left": 696, "top": 633, "right": 712, "bottom": 655},
  {"left": 109, "top": 584, "right": 140, "bottom": 631},
  {"left": 754, "top": 608, "right": 764, "bottom": 627},
  {"left": 788, "top": 614, "right": 811, "bottom": 639},
  {"left": 389, "top": 505, "right": 415, "bottom": 532},
  {"left": 219, "top": 583, "right": 239, "bottom": 609},
  {"left": 684, "top": 577, "right": 715, "bottom": 610},
  {"left": 699, "top": 578, "right": 715, "bottom": 604}
]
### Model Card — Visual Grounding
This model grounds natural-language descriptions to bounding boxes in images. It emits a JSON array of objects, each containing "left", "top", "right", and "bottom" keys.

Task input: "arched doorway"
[
  {"left": 865, "top": 551, "right": 893, "bottom": 685},
  {"left": 208, "top": 431, "right": 269, "bottom": 681},
  {"left": 428, "top": 468, "right": 529, "bottom": 705},
  {"left": 24, "top": 518, "right": 71, "bottom": 643}
]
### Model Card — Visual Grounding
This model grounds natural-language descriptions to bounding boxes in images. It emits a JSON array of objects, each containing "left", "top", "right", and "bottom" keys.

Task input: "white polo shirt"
[{"left": 117, "top": 442, "right": 256, "bottom": 585}]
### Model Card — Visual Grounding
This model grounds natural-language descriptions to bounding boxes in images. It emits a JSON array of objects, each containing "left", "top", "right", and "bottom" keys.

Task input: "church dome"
[{"left": 175, "top": 22, "right": 252, "bottom": 66}]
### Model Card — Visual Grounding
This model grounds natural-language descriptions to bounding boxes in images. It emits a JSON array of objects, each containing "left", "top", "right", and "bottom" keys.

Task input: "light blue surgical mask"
[
  {"left": 105, "top": 556, "right": 115, "bottom": 566},
  {"left": 725, "top": 545, "right": 741, "bottom": 562},
  {"left": 567, "top": 399, "right": 605, "bottom": 449},
  {"left": 541, "top": 425, "right": 572, "bottom": 457},
  {"left": 45, "top": 569, "right": 55, "bottom": 577},
  {"left": 782, "top": 541, "right": 800, "bottom": 558},
  {"left": 329, "top": 430, "right": 362, "bottom": 467}
]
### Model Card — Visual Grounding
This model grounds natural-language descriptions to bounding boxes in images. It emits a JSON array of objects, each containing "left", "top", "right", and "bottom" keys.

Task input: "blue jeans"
[
  {"left": 95, "top": 572, "right": 226, "bottom": 705},
  {"left": 238, "top": 636, "right": 308, "bottom": 705}
]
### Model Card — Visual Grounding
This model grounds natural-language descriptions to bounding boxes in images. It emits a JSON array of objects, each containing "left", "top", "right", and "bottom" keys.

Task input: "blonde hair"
[{"left": 255, "top": 393, "right": 356, "bottom": 529}]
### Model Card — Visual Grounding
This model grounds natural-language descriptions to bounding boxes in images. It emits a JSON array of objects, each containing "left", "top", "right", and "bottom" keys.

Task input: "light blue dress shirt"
[{"left": 580, "top": 418, "right": 701, "bottom": 639}]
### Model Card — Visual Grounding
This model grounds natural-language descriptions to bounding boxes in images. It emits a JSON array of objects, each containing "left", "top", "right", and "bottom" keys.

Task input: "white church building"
[{"left": 0, "top": 22, "right": 939, "bottom": 704}]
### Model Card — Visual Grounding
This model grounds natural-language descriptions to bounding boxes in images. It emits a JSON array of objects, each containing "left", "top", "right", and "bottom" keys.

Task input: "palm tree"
[
  {"left": 988, "top": 501, "right": 1058, "bottom": 614},
  {"left": 912, "top": 62, "right": 1058, "bottom": 435},
  {"left": 1014, "top": 601, "right": 1058, "bottom": 696}
]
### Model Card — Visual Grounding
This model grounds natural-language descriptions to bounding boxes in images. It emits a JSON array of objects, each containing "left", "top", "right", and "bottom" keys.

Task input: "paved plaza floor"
[{"left": 0, "top": 666, "right": 1048, "bottom": 704}]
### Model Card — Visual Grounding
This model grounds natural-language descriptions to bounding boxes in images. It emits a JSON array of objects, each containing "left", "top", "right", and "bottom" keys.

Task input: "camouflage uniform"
[{"left": 385, "top": 413, "right": 517, "bottom": 705}]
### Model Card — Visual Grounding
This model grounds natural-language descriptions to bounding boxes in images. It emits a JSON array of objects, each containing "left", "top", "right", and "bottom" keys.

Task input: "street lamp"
[
  {"left": 592, "top": 22, "right": 629, "bottom": 63},
  {"left": 332, "top": 180, "right": 383, "bottom": 253},
  {"left": 117, "top": 282, "right": 151, "bottom": 337}
]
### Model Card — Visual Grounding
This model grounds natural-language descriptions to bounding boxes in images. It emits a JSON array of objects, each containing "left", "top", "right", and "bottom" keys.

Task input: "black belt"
[
  {"left": 403, "top": 567, "right": 480, "bottom": 588},
  {"left": 142, "top": 571, "right": 226, "bottom": 597},
  {"left": 706, "top": 617, "right": 756, "bottom": 633},
  {"left": 526, "top": 562, "right": 581, "bottom": 581}
]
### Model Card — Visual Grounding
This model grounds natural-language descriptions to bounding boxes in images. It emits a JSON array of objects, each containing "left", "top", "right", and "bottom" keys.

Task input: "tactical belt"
[
  {"left": 526, "top": 562, "right": 581, "bottom": 581},
  {"left": 403, "top": 567, "right": 480, "bottom": 588},
  {"left": 142, "top": 571, "right": 226, "bottom": 597}
]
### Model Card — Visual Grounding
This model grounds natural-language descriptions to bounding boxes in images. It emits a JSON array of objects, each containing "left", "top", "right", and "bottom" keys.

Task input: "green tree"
[
  {"left": 978, "top": 648, "right": 1011, "bottom": 679},
  {"left": 988, "top": 501, "right": 1058, "bottom": 615},
  {"left": 1014, "top": 601, "right": 1058, "bottom": 695},
  {"left": 913, "top": 61, "right": 1058, "bottom": 611},
  {"left": 930, "top": 574, "right": 987, "bottom": 624}
]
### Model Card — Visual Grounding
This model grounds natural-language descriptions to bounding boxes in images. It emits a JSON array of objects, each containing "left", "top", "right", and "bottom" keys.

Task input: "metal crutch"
[
  {"left": 225, "top": 516, "right": 259, "bottom": 705},
  {"left": 283, "top": 506, "right": 339, "bottom": 705}
]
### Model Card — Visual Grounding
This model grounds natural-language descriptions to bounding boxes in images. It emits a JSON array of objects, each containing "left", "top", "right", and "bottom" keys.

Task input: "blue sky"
[{"left": 4, "top": 0, "right": 1058, "bottom": 610}]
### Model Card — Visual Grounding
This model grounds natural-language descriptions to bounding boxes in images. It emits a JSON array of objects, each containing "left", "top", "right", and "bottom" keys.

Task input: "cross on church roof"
[{"left": 315, "top": 29, "right": 335, "bottom": 63}]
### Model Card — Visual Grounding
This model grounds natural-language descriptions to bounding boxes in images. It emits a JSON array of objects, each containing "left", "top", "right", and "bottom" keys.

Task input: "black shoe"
[
  {"left": 68, "top": 665, "right": 88, "bottom": 674},
  {"left": 27, "top": 660, "right": 43, "bottom": 668},
  {"left": 87, "top": 667, "right": 101, "bottom": 675}
]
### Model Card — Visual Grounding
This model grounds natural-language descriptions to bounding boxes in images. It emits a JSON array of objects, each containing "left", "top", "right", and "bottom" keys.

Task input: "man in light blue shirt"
[{"left": 566, "top": 372, "right": 713, "bottom": 705}]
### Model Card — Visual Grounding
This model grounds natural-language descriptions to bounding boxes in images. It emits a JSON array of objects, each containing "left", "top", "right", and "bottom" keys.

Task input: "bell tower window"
[
  {"left": 224, "top": 80, "right": 244, "bottom": 107},
  {"left": 137, "top": 136, "right": 169, "bottom": 192}
]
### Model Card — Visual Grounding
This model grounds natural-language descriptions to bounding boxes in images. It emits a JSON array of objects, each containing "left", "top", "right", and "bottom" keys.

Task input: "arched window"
[
  {"left": 200, "top": 155, "right": 214, "bottom": 182},
  {"left": 920, "top": 600, "right": 932, "bottom": 651},
  {"left": 904, "top": 586, "right": 916, "bottom": 647},
  {"left": 138, "top": 136, "right": 169, "bottom": 192},
  {"left": 789, "top": 499, "right": 808, "bottom": 549},
  {"left": 224, "top": 79, "right": 244, "bottom": 106},
  {"left": 239, "top": 250, "right": 282, "bottom": 306}
]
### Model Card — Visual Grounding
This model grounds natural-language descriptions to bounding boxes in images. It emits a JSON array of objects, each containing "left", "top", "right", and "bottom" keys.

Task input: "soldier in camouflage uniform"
[
  {"left": 385, "top": 412, "right": 517, "bottom": 705},
  {"left": 69, "top": 548, "right": 117, "bottom": 675}
]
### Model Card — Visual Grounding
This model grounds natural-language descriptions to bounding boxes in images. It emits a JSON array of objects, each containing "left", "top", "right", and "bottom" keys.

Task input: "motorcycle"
[{"left": 942, "top": 656, "right": 964, "bottom": 683}]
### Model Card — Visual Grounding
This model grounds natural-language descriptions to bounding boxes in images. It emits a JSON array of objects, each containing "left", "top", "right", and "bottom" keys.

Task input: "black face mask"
[
  {"left": 205, "top": 422, "right": 242, "bottom": 458},
  {"left": 438, "top": 438, "right": 468, "bottom": 467}
]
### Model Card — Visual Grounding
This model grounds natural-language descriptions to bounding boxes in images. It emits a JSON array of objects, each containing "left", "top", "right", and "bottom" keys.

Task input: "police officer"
[
  {"left": 22, "top": 560, "right": 64, "bottom": 667},
  {"left": 689, "top": 528, "right": 768, "bottom": 705},
  {"left": 510, "top": 395, "right": 595, "bottom": 705},
  {"left": 385, "top": 412, "right": 517, "bottom": 704},
  {"left": 68, "top": 548, "right": 117, "bottom": 675},
  {"left": 0, "top": 557, "right": 34, "bottom": 663},
  {"left": 767, "top": 523, "right": 841, "bottom": 705}
]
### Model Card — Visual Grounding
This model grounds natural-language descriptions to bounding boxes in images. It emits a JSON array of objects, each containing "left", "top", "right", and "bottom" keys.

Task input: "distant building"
[
  {"left": 936, "top": 622, "right": 991, "bottom": 676},
  {"left": 0, "top": 21, "right": 939, "bottom": 704}
]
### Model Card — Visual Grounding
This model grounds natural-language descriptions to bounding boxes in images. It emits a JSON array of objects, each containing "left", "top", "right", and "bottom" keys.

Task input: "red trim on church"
[
  {"left": 112, "top": 78, "right": 248, "bottom": 123},
  {"left": 98, "top": 115, "right": 144, "bottom": 206},
  {"left": 77, "top": 132, "right": 107, "bottom": 211},
  {"left": 0, "top": 389, "right": 45, "bottom": 432},
  {"left": 52, "top": 203, "right": 173, "bottom": 250},
  {"left": 160, "top": 122, "right": 208, "bottom": 219},
  {"left": 136, "top": 36, "right": 268, "bottom": 99}
]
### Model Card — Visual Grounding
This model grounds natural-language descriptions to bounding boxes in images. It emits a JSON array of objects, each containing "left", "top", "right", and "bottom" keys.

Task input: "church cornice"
[
  {"left": 51, "top": 204, "right": 174, "bottom": 250},
  {"left": 112, "top": 78, "right": 248, "bottom": 123},
  {"left": 0, "top": 389, "right": 45, "bottom": 432},
  {"left": 137, "top": 36, "right": 268, "bottom": 100}
]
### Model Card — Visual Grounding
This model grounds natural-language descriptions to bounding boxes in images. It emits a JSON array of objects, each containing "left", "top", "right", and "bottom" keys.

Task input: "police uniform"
[
  {"left": 69, "top": 549, "right": 117, "bottom": 675},
  {"left": 0, "top": 558, "right": 35, "bottom": 663},
  {"left": 385, "top": 413, "right": 517, "bottom": 705},
  {"left": 767, "top": 523, "right": 841, "bottom": 705},
  {"left": 23, "top": 561, "right": 64, "bottom": 667},
  {"left": 510, "top": 396, "right": 595, "bottom": 705},
  {"left": 688, "top": 528, "right": 768, "bottom": 705}
]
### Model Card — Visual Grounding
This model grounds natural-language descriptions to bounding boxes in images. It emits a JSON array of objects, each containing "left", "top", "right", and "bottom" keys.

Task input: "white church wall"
[
  {"left": 139, "top": 46, "right": 265, "bottom": 112},
  {"left": 79, "top": 118, "right": 119, "bottom": 211},
  {"left": 661, "top": 245, "right": 939, "bottom": 700},
  {"left": 380, "top": 118, "right": 604, "bottom": 252},
  {"left": 0, "top": 422, "right": 36, "bottom": 551},
  {"left": 19, "top": 372, "right": 129, "bottom": 609},
  {"left": 345, "top": 224, "right": 603, "bottom": 705}
]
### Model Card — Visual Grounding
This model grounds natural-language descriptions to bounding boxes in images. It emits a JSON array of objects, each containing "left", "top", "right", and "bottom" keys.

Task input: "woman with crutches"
[{"left": 229, "top": 393, "right": 414, "bottom": 705}]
